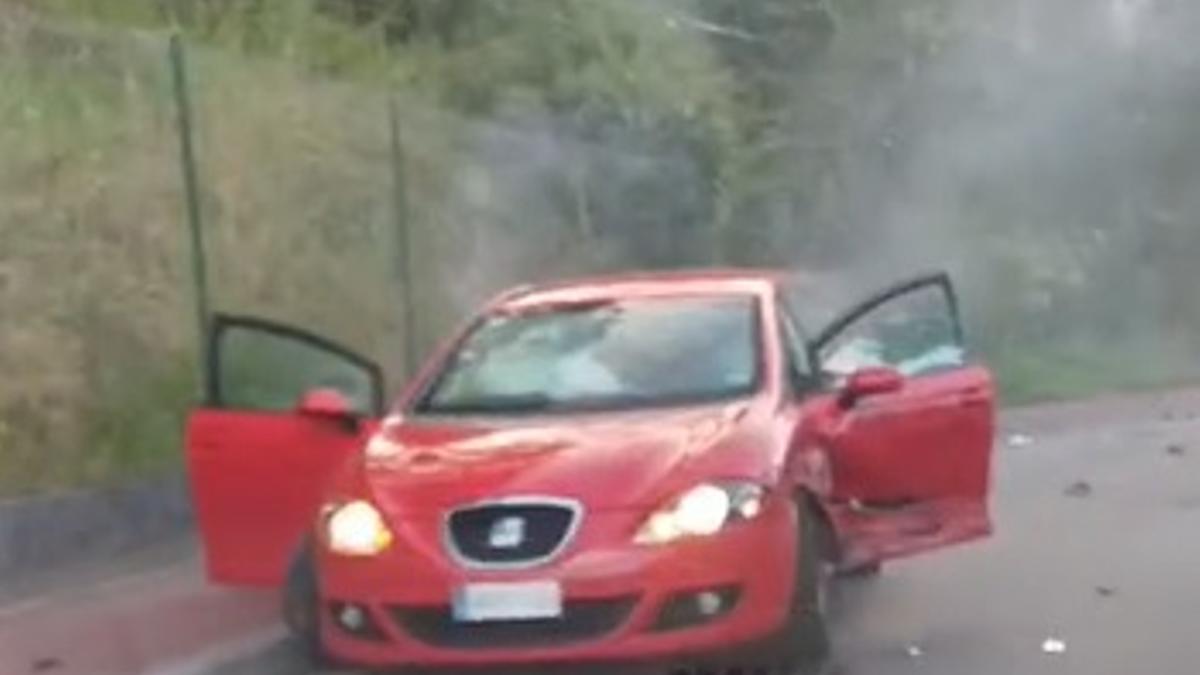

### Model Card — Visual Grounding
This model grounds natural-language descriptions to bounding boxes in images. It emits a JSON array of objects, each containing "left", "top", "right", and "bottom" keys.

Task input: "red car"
[{"left": 186, "top": 269, "right": 994, "bottom": 672}]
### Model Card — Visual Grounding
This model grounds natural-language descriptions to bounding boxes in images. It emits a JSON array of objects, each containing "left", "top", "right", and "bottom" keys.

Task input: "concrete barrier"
[{"left": 0, "top": 474, "right": 192, "bottom": 580}]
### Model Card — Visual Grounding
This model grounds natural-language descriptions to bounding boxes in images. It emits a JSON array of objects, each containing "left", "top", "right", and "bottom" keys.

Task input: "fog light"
[
  {"left": 329, "top": 602, "right": 385, "bottom": 641},
  {"left": 653, "top": 586, "right": 741, "bottom": 632},
  {"left": 339, "top": 604, "right": 367, "bottom": 631},
  {"left": 695, "top": 591, "right": 723, "bottom": 616}
]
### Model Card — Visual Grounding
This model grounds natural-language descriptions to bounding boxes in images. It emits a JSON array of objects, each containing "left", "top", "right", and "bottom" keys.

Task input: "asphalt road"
[
  {"left": 214, "top": 391, "right": 1200, "bottom": 675},
  {"left": 0, "top": 537, "right": 280, "bottom": 675}
]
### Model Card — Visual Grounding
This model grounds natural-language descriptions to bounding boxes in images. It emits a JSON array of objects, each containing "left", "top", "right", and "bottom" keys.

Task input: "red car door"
[
  {"left": 806, "top": 273, "right": 994, "bottom": 567},
  {"left": 186, "top": 315, "right": 385, "bottom": 587}
]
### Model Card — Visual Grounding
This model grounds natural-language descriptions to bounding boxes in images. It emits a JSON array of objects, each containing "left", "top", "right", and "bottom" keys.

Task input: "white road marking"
[
  {"left": 0, "top": 564, "right": 194, "bottom": 620},
  {"left": 0, "top": 596, "right": 50, "bottom": 620},
  {"left": 91, "top": 565, "right": 195, "bottom": 596},
  {"left": 145, "top": 624, "right": 287, "bottom": 675}
]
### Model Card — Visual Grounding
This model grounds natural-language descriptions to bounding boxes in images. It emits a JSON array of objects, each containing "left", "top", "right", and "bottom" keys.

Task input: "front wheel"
[
  {"left": 282, "top": 546, "right": 331, "bottom": 667},
  {"left": 679, "top": 502, "right": 832, "bottom": 675},
  {"left": 770, "top": 501, "right": 832, "bottom": 671}
]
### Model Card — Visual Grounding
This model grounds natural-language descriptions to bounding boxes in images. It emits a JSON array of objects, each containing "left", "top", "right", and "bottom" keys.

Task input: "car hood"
[{"left": 362, "top": 402, "right": 761, "bottom": 515}]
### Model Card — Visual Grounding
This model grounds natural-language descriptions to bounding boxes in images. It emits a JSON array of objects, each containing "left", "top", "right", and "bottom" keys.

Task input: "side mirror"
[
  {"left": 839, "top": 367, "right": 903, "bottom": 408},
  {"left": 297, "top": 388, "right": 360, "bottom": 432}
]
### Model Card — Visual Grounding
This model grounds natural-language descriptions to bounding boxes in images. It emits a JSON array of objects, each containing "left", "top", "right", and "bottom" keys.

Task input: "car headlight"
[
  {"left": 634, "top": 482, "right": 766, "bottom": 545},
  {"left": 325, "top": 500, "right": 393, "bottom": 556}
]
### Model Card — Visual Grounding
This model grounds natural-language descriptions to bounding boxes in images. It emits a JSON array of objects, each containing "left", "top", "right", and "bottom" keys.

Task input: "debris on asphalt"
[
  {"left": 1167, "top": 443, "right": 1186, "bottom": 457},
  {"left": 30, "top": 657, "right": 62, "bottom": 672},
  {"left": 1042, "top": 637, "right": 1067, "bottom": 654},
  {"left": 906, "top": 644, "right": 924, "bottom": 658},
  {"left": 1064, "top": 480, "right": 1093, "bottom": 498},
  {"left": 1095, "top": 585, "right": 1118, "bottom": 597},
  {"left": 1007, "top": 433, "right": 1034, "bottom": 448}
]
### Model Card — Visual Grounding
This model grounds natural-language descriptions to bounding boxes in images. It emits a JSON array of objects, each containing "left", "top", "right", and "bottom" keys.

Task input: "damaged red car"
[{"left": 186, "top": 269, "right": 994, "bottom": 671}]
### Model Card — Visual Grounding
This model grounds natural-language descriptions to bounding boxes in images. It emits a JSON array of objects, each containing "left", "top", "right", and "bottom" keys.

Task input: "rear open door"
[
  {"left": 187, "top": 315, "right": 384, "bottom": 587},
  {"left": 808, "top": 273, "right": 994, "bottom": 568}
]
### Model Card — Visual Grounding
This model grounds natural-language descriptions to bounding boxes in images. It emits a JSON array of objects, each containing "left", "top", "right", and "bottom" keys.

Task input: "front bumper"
[{"left": 316, "top": 497, "right": 798, "bottom": 667}]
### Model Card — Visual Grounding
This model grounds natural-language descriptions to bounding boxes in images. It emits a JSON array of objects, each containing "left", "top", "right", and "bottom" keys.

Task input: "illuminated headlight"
[
  {"left": 325, "top": 500, "right": 393, "bottom": 556},
  {"left": 634, "top": 482, "right": 766, "bottom": 545}
]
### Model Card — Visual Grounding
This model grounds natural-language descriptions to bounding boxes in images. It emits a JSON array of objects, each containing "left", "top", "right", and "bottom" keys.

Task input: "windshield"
[{"left": 415, "top": 296, "right": 759, "bottom": 414}]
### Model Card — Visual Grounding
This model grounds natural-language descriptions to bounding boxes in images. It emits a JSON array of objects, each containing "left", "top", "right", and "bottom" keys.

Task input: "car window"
[
  {"left": 217, "top": 324, "right": 376, "bottom": 414},
  {"left": 819, "top": 285, "right": 964, "bottom": 378},
  {"left": 416, "top": 296, "right": 760, "bottom": 414}
]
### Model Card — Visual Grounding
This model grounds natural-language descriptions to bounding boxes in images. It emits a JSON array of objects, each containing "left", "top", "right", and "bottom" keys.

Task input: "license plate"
[{"left": 452, "top": 581, "right": 563, "bottom": 623}]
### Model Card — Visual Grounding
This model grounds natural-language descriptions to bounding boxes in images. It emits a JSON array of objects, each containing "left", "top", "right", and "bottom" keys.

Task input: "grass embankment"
[
  {"left": 0, "top": 7, "right": 429, "bottom": 495},
  {"left": 1, "top": 1, "right": 682, "bottom": 495},
  {"left": 990, "top": 341, "right": 1197, "bottom": 406}
]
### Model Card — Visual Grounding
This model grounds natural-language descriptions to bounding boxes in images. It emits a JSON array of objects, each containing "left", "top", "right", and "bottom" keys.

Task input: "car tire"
[
  {"left": 671, "top": 505, "right": 833, "bottom": 674},
  {"left": 715, "top": 501, "right": 831, "bottom": 675},
  {"left": 768, "top": 500, "right": 832, "bottom": 673},
  {"left": 282, "top": 545, "right": 331, "bottom": 668}
]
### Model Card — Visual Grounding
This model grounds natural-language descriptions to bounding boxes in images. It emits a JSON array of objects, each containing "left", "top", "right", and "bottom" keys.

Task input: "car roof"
[{"left": 491, "top": 267, "right": 805, "bottom": 311}]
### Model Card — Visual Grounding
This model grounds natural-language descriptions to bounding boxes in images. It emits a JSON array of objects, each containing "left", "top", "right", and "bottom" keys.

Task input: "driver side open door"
[
  {"left": 807, "top": 273, "right": 994, "bottom": 569},
  {"left": 186, "top": 315, "right": 384, "bottom": 587}
]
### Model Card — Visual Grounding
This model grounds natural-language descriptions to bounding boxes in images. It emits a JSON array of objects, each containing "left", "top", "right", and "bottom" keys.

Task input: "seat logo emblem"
[{"left": 488, "top": 516, "right": 526, "bottom": 549}]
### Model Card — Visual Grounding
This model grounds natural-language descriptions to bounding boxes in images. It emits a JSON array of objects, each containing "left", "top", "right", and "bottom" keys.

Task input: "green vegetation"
[
  {"left": 0, "top": 0, "right": 741, "bottom": 494},
  {"left": 990, "top": 344, "right": 1189, "bottom": 406},
  {"left": 3, "top": 0, "right": 1200, "bottom": 494}
]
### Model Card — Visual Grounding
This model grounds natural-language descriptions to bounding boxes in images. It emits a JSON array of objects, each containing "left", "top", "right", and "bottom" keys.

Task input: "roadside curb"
[
  {"left": 0, "top": 473, "right": 192, "bottom": 582},
  {"left": 0, "top": 560, "right": 279, "bottom": 675}
]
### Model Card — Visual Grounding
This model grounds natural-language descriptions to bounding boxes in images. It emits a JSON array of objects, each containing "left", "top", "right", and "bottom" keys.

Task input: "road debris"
[
  {"left": 1095, "top": 585, "right": 1117, "bottom": 597},
  {"left": 30, "top": 657, "right": 62, "bottom": 672},
  {"left": 906, "top": 644, "right": 924, "bottom": 658},
  {"left": 1167, "top": 443, "right": 1186, "bottom": 457},
  {"left": 1064, "top": 480, "right": 1093, "bottom": 498},
  {"left": 1042, "top": 637, "right": 1067, "bottom": 654},
  {"left": 1007, "top": 433, "right": 1034, "bottom": 448}
]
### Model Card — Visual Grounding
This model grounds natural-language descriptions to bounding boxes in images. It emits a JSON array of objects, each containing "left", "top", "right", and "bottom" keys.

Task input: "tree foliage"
[{"left": 14, "top": 0, "right": 1200, "bottom": 412}]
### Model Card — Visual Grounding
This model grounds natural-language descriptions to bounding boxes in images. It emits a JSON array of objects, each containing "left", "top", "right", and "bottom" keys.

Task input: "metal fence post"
[
  {"left": 169, "top": 34, "right": 212, "bottom": 401},
  {"left": 388, "top": 97, "right": 418, "bottom": 381}
]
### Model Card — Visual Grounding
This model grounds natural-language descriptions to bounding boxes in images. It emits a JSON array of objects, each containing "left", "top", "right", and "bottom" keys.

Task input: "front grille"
[
  {"left": 446, "top": 501, "right": 578, "bottom": 566},
  {"left": 391, "top": 597, "right": 637, "bottom": 649}
]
